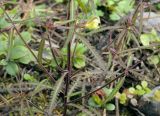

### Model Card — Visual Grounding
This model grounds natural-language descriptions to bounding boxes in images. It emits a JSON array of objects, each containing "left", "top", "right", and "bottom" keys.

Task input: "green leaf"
[
  {"left": 0, "top": 17, "right": 10, "bottom": 29},
  {"left": 151, "top": 29, "right": 157, "bottom": 37},
  {"left": 92, "top": 94, "right": 103, "bottom": 106},
  {"left": 117, "top": 0, "right": 134, "bottom": 13},
  {"left": 55, "top": 0, "right": 63, "bottom": 3},
  {"left": 140, "top": 29, "right": 160, "bottom": 46},
  {"left": 119, "top": 93, "right": 127, "bottom": 104},
  {"left": 0, "top": 34, "right": 8, "bottom": 55},
  {"left": 109, "top": 12, "right": 120, "bottom": 21},
  {"left": 42, "top": 48, "right": 53, "bottom": 59},
  {"left": 127, "top": 53, "right": 133, "bottom": 68},
  {"left": 0, "top": 8, "right": 4, "bottom": 15},
  {"left": 14, "top": 31, "right": 32, "bottom": 45},
  {"left": 144, "top": 88, "right": 151, "bottom": 93},
  {"left": 129, "top": 87, "right": 136, "bottom": 94},
  {"left": 88, "top": 97, "right": 101, "bottom": 108},
  {"left": 38, "top": 38, "right": 45, "bottom": 65},
  {"left": 141, "top": 81, "right": 148, "bottom": 88},
  {"left": 74, "top": 57, "right": 85, "bottom": 68},
  {"left": 157, "top": 3, "right": 160, "bottom": 9},
  {"left": 18, "top": 52, "right": 35, "bottom": 64},
  {"left": 103, "top": 88, "right": 113, "bottom": 96},
  {"left": 24, "top": 73, "right": 35, "bottom": 82},
  {"left": 61, "top": 43, "right": 87, "bottom": 68},
  {"left": 105, "top": 103, "right": 115, "bottom": 111},
  {"left": 74, "top": 43, "right": 87, "bottom": 54},
  {"left": 10, "top": 46, "right": 28, "bottom": 60},
  {"left": 107, "top": 1, "right": 115, "bottom": 6},
  {"left": 50, "top": 58, "right": 61, "bottom": 68},
  {"left": 105, "top": 76, "right": 125, "bottom": 103},
  {"left": 136, "top": 85, "right": 142, "bottom": 90},
  {"left": 0, "top": 59, "right": 7, "bottom": 65},
  {"left": 5, "top": 62, "right": 19, "bottom": 76},
  {"left": 140, "top": 34, "right": 151, "bottom": 46},
  {"left": 95, "top": 10, "right": 104, "bottom": 17},
  {"left": 136, "top": 89, "right": 145, "bottom": 95},
  {"left": 148, "top": 55, "right": 159, "bottom": 65},
  {"left": 77, "top": 0, "right": 89, "bottom": 13},
  {"left": 108, "top": 0, "right": 134, "bottom": 21}
]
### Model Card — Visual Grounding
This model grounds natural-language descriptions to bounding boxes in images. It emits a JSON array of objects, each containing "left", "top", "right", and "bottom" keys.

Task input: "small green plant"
[
  {"left": 23, "top": 73, "right": 36, "bottom": 82},
  {"left": 140, "top": 29, "right": 160, "bottom": 65},
  {"left": 116, "top": 81, "right": 151, "bottom": 105},
  {"left": 46, "top": 41, "right": 87, "bottom": 70},
  {"left": 77, "top": 0, "right": 135, "bottom": 21},
  {"left": 77, "top": 0, "right": 104, "bottom": 17},
  {"left": 129, "top": 80, "right": 151, "bottom": 96},
  {"left": 61, "top": 43, "right": 87, "bottom": 69},
  {"left": 54, "top": 0, "right": 63, "bottom": 3},
  {"left": 155, "top": 2, "right": 160, "bottom": 10},
  {"left": 0, "top": 4, "right": 49, "bottom": 76},
  {"left": 0, "top": 31, "right": 35, "bottom": 76},
  {"left": 117, "top": 93, "right": 127, "bottom": 104},
  {"left": 106, "top": 0, "right": 135, "bottom": 21},
  {"left": 140, "top": 29, "right": 160, "bottom": 46},
  {"left": 88, "top": 87, "right": 115, "bottom": 111}
]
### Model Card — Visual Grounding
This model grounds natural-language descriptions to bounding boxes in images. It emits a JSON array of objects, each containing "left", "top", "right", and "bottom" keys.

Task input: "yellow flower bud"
[{"left": 85, "top": 16, "right": 100, "bottom": 30}]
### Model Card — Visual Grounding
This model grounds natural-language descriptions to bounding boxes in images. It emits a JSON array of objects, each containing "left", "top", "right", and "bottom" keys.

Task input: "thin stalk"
[
  {"left": 115, "top": 98, "right": 120, "bottom": 116},
  {"left": 63, "top": 0, "right": 76, "bottom": 115},
  {"left": 47, "top": 32, "right": 63, "bottom": 72}
]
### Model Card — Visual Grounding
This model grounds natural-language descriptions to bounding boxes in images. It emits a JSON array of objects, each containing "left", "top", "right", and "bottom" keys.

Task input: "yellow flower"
[
  {"left": 153, "top": 90, "right": 160, "bottom": 101},
  {"left": 85, "top": 16, "right": 100, "bottom": 30}
]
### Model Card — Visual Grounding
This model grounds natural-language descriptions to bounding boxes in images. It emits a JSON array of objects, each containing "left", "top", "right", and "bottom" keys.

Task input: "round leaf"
[
  {"left": 14, "top": 31, "right": 32, "bottom": 45},
  {"left": 140, "top": 34, "right": 151, "bottom": 46},
  {"left": 141, "top": 81, "right": 148, "bottom": 88},
  {"left": 88, "top": 98, "right": 100, "bottom": 108},
  {"left": 105, "top": 103, "right": 115, "bottom": 111},
  {"left": 129, "top": 87, "right": 136, "bottom": 94},
  {"left": 10, "top": 46, "right": 28, "bottom": 60},
  {"left": 5, "top": 62, "right": 19, "bottom": 76},
  {"left": 148, "top": 55, "right": 159, "bottom": 65},
  {"left": 18, "top": 52, "right": 35, "bottom": 64},
  {"left": 136, "top": 85, "right": 142, "bottom": 90}
]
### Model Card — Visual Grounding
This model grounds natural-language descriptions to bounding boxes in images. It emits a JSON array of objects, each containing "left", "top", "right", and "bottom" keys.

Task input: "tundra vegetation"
[{"left": 0, "top": 0, "right": 160, "bottom": 116}]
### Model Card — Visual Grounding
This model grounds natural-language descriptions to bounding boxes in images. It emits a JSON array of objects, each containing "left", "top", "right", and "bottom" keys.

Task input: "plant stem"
[
  {"left": 63, "top": 41, "right": 71, "bottom": 116},
  {"left": 63, "top": 0, "right": 76, "bottom": 115}
]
